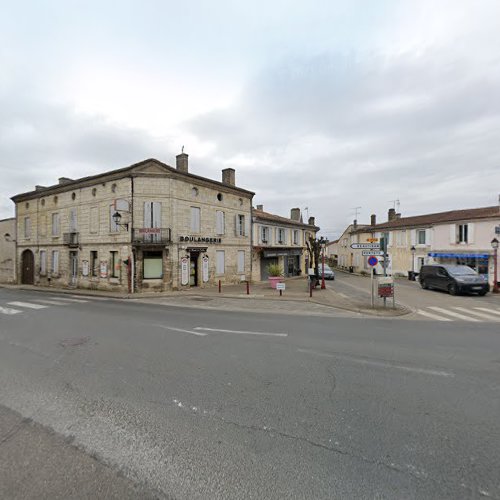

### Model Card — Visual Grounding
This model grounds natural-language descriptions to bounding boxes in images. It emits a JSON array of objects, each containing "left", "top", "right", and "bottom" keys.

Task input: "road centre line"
[
  {"left": 0, "top": 306, "right": 22, "bottom": 315},
  {"left": 428, "top": 306, "right": 480, "bottom": 322},
  {"left": 297, "top": 348, "right": 455, "bottom": 378},
  {"left": 453, "top": 307, "right": 500, "bottom": 321},
  {"left": 193, "top": 327, "right": 288, "bottom": 337},
  {"left": 7, "top": 301, "right": 48, "bottom": 309},
  {"left": 153, "top": 324, "right": 207, "bottom": 336},
  {"left": 416, "top": 309, "right": 452, "bottom": 321}
]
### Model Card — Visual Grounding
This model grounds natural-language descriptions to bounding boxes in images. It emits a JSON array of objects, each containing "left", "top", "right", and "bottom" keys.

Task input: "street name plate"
[
  {"left": 351, "top": 243, "right": 381, "bottom": 249},
  {"left": 362, "top": 250, "right": 384, "bottom": 256}
]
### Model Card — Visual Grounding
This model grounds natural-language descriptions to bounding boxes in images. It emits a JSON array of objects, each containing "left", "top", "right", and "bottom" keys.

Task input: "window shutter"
[
  {"left": 237, "top": 250, "right": 245, "bottom": 273},
  {"left": 468, "top": 223, "right": 474, "bottom": 244},
  {"left": 449, "top": 224, "right": 456, "bottom": 244},
  {"left": 90, "top": 207, "right": 98, "bottom": 234},
  {"left": 425, "top": 228, "right": 432, "bottom": 246},
  {"left": 144, "top": 202, "right": 153, "bottom": 228},
  {"left": 69, "top": 208, "right": 77, "bottom": 232},
  {"left": 152, "top": 202, "right": 161, "bottom": 228},
  {"left": 216, "top": 250, "right": 225, "bottom": 274}
]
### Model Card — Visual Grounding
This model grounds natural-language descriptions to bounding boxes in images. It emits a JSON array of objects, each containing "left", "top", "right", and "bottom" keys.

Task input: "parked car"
[
  {"left": 318, "top": 264, "right": 335, "bottom": 280},
  {"left": 419, "top": 264, "right": 489, "bottom": 296}
]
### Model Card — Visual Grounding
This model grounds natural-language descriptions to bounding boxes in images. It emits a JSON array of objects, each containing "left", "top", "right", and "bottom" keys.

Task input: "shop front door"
[
  {"left": 21, "top": 250, "right": 35, "bottom": 284},
  {"left": 189, "top": 252, "right": 199, "bottom": 286}
]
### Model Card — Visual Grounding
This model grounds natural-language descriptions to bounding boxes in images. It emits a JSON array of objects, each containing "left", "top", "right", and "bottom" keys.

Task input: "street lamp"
[
  {"left": 410, "top": 245, "right": 416, "bottom": 272},
  {"left": 319, "top": 236, "right": 328, "bottom": 290},
  {"left": 491, "top": 238, "right": 499, "bottom": 293},
  {"left": 112, "top": 211, "right": 129, "bottom": 231}
]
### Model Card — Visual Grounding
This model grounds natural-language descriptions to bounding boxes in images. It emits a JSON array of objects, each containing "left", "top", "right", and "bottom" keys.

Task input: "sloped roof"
[
  {"left": 352, "top": 205, "right": 500, "bottom": 233},
  {"left": 253, "top": 209, "right": 319, "bottom": 230},
  {"left": 11, "top": 158, "right": 255, "bottom": 201}
]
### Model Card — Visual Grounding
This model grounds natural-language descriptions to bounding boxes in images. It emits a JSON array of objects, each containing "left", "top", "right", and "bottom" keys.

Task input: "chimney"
[
  {"left": 353, "top": 219, "right": 358, "bottom": 229},
  {"left": 395, "top": 213, "right": 401, "bottom": 219},
  {"left": 256, "top": 204, "right": 263, "bottom": 211},
  {"left": 371, "top": 214, "right": 376, "bottom": 226},
  {"left": 176, "top": 152, "right": 189, "bottom": 173},
  {"left": 388, "top": 208, "right": 396, "bottom": 221},
  {"left": 290, "top": 208, "right": 301, "bottom": 221},
  {"left": 58, "top": 177, "right": 73, "bottom": 185},
  {"left": 35, "top": 185, "right": 46, "bottom": 191},
  {"left": 308, "top": 216, "right": 315, "bottom": 226},
  {"left": 222, "top": 168, "right": 235, "bottom": 186}
]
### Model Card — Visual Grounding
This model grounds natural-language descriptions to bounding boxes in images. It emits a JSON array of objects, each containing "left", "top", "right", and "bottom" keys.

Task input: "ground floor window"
[
  {"left": 110, "top": 251, "right": 119, "bottom": 278},
  {"left": 90, "top": 251, "right": 98, "bottom": 277},
  {"left": 143, "top": 251, "right": 163, "bottom": 279},
  {"left": 237, "top": 250, "right": 245, "bottom": 274},
  {"left": 40, "top": 250, "right": 47, "bottom": 275}
]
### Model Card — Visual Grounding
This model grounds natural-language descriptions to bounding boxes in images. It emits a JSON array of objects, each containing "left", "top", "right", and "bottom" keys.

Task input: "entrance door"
[
  {"left": 21, "top": 250, "right": 35, "bottom": 284},
  {"left": 70, "top": 251, "right": 78, "bottom": 285},
  {"left": 189, "top": 253, "right": 199, "bottom": 286}
]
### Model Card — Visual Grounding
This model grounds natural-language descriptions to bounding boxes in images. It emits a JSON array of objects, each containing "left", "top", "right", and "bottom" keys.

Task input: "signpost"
[
  {"left": 350, "top": 243, "right": 380, "bottom": 249},
  {"left": 180, "top": 257, "right": 189, "bottom": 286},
  {"left": 368, "top": 256, "right": 378, "bottom": 307},
  {"left": 362, "top": 250, "right": 384, "bottom": 256}
]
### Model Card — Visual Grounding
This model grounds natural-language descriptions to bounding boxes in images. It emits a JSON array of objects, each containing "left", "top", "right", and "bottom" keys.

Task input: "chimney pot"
[
  {"left": 176, "top": 152, "right": 189, "bottom": 173},
  {"left": 353, "top": 219, "right": 358, "bottom": 229},
  {"left": 308, "top": 216, "right": 315, "bottom": 226},
  {"left": 222, "top": 168, "right": 235, "bottom": 186},
  {"left": 290, "top": 208, "right": 301, "bottom": 221},
  {"left": 388, "top": 208, "right": 396, "bottom": 221},
  {"left": 256, "top": 204, "right": 263, "bottom": 211},
  {"left": 371, "top": 214, "right": 376, "bottom": 226}
]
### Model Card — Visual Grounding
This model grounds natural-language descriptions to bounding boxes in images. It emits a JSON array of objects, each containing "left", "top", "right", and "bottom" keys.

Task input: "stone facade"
[
  {"left": 11, "top": 157, "right": 254, "bottom": 292},
  {"left": 0, "top": 218, "right": 16, "bottom": 283},
  {"left": 252, "top": 207, "right": 319, "bottom": 281}
]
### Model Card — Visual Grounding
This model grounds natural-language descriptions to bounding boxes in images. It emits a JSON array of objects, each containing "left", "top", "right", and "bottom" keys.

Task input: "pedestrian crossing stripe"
[
  {"left": 453, "top": 307, "right": 500, "bottom": 321},
  {"left": 35, "top": 299, "right": 71, "bottom": 306},
  {"left": 0, "top": 306, "right": 22, "bottom": 315},
  {"left": 417, "top": 306, "right": 500, "bottom": 322},
  {"left": 7, "top": 301, "right": 48, "bottom": 310}
]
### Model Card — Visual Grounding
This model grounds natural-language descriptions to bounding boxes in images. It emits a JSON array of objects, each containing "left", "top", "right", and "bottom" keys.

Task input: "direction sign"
[
  {"left": 367, "top": 238, "right": 379, "bottom": 243},
  {"left": 351, "top": 243, "right": 380, "bottom": 249},
  {"left": 367, "top": 256, "right": 378, "bottom": 267},
  {"left": 361, "top": 250, "right": 384, "bottom": 256}
]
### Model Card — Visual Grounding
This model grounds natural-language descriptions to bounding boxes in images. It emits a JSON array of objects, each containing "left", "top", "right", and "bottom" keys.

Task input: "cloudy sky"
[{"left": 1, "top": 0, "right": 499, "bottom": 239}]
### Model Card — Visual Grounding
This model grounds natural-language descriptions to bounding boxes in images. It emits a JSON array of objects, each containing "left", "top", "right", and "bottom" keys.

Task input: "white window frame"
[
  {"left": 261, "top": 226, "right": 270, "bottom": 244},
  {"left": 191, "top": 207, "right": 201, "bottom": 233},
  {"left": 216, "top": 250, "right": 225, "bottom": 275},
  {"left": 51, "top": 250, "right": 59, "bottom": 274},
  {"left": 236, "top": 214, "right": 245, "bottom": 236},
  {"left": 458, "top": 224, "right": 468, "bottom": 243},
  {"left": 277, "top": 228, "right": 285, "bottom": 244},
  {"left": 417, "top": 229, "right": 426, "bottom": 245},
  {"left": 293, "top": 230, "right": 299, "bottom": 245}
]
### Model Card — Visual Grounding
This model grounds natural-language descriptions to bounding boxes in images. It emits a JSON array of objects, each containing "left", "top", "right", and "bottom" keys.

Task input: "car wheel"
[
  {"left": 421, "top": 280, "right": 429, "bottom": 290},
  {"left": 448, "top": 283, "right": 458, "bottom": 296},
  {"left": 478, "top": 290, "right": 487, "bottom": 296}
]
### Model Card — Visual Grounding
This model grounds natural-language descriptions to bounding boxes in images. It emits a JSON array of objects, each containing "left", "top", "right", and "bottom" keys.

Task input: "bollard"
[
  {"left": 279, "top": 289, "right": 282, "bottom": 297},
  {"left": 246, "top": 281, "right": 250, "bottom": 295},
  {"left": 310, "top": 283, "right": 313, "bottom": 297},
  {"left": 218, "top": 280, "right": 221, "bottom": 293}
]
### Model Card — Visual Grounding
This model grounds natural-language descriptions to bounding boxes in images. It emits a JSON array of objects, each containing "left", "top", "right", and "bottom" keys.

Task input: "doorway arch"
[{"left": 21, "top": 249, "right": 35, "bottom": 284}]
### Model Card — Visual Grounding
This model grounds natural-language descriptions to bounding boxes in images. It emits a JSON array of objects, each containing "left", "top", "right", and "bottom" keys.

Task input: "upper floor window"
[
  {"left": 236, "top": 214, "right": 245, "bottom": 236},
  {"left": 260, "top": 226, "right": 270, "bottom": 243},
  {"left": 277, "top": 228, "right": 286, "bottom": 244},
  {"left": 191, "top": 207, "right": 201, "bottom": 233},
  {"left": 216, "top": 210, "right": 225, "bottom": 235},
  {"left": 458, "top": 224, "right": 468, "bottom": 243},
  {"left": 51, "top": 213, "right": 60, "bottom": 236},
  {"left": 69, "top": 208, "right": 78, "bottom": 232},
  {"left": 24, "top": 217, "right": 31, "bottom": 239},
  {"left": 417, "top": 229, "right": 426, "bottom": 245},
  {"left": 293, "top": 230, "right": 299, "bottom": 245}
]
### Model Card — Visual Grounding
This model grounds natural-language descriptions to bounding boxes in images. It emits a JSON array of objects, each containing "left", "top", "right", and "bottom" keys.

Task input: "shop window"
[
  {"left": 90, "top": 251, "right": 98, "bottom": 277},
  {"left": 143, "top": 251, "right": 163, "bottom": 279},
  {"left": 110, "top": 251, "right": 119, "bottom": 278}
]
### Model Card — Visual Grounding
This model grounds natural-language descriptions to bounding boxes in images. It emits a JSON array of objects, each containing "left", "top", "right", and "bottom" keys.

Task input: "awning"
[
  {"left": 428, "top": 252, "right": 490, "bottom": 259},
  {"left": 263, "top": 249, "right": 302, "bottom": 258}
]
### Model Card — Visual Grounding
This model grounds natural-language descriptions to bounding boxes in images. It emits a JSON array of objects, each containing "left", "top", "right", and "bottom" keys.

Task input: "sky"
[{"left": 1, "top": 0, "right": 500, "bottom": 240}]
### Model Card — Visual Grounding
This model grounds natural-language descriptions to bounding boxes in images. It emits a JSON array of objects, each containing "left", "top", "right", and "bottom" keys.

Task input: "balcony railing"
[
  {"left": 132, "top": 228, "right": 171, "bottom": 245},
  {"left": 63, "top": 232, "right": 79, "bottom": 247}
]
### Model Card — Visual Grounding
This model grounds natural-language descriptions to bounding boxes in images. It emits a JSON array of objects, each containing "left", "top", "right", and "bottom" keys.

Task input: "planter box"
[{"left": 268, "top": 276, "right": 283, "bottom": 289}]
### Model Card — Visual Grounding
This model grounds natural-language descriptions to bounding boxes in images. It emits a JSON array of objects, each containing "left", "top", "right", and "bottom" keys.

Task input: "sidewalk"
[{"left": 1, "top": 277, "right": 410, "bottom": 317}]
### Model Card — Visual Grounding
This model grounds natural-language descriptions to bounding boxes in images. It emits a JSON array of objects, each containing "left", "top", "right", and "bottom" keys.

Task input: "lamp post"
[
  {"left": 410, "top": 245, "right": 416, "bottom": 281},
  {"left": 319, "top": 236, "right": 327, "bottom": 289},
  {"left": 491, "top": 238, "right": 499, "bottom": 293}
]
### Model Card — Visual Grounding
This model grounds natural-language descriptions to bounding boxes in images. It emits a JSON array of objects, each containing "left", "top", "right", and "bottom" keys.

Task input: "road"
[{"left": 1, "top": 287, "right": 500, "bottom": 499}]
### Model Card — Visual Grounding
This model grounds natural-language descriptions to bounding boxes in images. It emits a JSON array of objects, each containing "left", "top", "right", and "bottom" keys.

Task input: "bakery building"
[
  {"left": 252, "top": 206, "right": 319, "bottom": 280},
  {"left": 11, "top": 153, "right": 254, "bottom": 293}
]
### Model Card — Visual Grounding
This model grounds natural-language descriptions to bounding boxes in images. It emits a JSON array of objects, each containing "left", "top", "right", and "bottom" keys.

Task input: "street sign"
[
  {"left": 350, "top": 243, "right": 380, "bottom": 249},
  {"left": 377, "top": 277, "right": 394, "bottom": 298},
  {"left": 361, "top": 250, "right": 384, "bottom": 256},
  {"left": 367, "top": 238, "right": 379, "bottom": 243},
  {"left": 276, "top": 282, "right": 286, "bottom": 291},
  {"left": 367, "top": 256, "right": 378, "bottom": 267}
]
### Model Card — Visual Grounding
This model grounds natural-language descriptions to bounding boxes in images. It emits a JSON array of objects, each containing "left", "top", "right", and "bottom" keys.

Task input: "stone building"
[
  {"left": 0, "top": 217, "right": 16, "bottom": 283},
  {"left": 11, "top": 154, "right": 254, "bottom": 292},
  {"left": 252, "top": 206, "right": 319, "bottom": 281}
]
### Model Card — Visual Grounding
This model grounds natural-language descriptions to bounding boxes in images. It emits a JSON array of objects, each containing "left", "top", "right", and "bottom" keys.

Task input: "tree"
[{"left": 306, "top": 235, "right": 327, "bottom": 278}]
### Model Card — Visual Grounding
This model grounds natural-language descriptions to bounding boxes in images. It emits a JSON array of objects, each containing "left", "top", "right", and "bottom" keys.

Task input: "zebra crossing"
[
  {"left": 416, "top": 305, "right": 500, "bottom": 322},
  {"left": 0, "top": 295, "right": 109, "bottom": 316}
]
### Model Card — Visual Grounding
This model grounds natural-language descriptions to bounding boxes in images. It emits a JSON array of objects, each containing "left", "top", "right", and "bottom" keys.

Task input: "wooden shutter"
[
  {"left": 69, "top": 208, "right": 77, "bottom": 232},
  {"left": 216, "top": 250, "right": 225, "bottom": 274},
  {"left": 144, "top": 202, "right": 153, "bottom": 228},
  {"left": 449, "top": 224, "right": 456, "bottom": 244},
  {"left": 237, "top": 250, "right": 245, "bottom": 273},
  {"left": 152, "top": 202, "right": 161, "bottom": 227},
  {"left": 468, "top": 223, "right": 474, "bottom": 244}
]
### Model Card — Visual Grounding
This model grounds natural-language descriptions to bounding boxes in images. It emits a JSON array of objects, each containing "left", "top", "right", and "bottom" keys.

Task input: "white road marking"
[
  {"left": 0, "top": 306, "right": 22, "bottom": 315},
  {"left": 69, "top": 295, "right": 111, "bottom": 301},
  {"left": 475, "top": 307, "right": 500, "bottom": 317},
  {"left": 153, "top": 325, "right": 207, "bottom": 337},
  {"left": 297, "top": 348, "right": 455, "bottom": 378},
  {"left": 194, "top": 327, "right": 288, "bottom": 337},
  {"left": 428, "top": 306, "right": 480, "bottom": 322},
  {"left": 55, "top": 297, "right": 90, "bottom": 303},
  {"left": 34, "top": 299, "right": 70, "bottom": 306},
  {"left": 416, "top": 309, "right": 453, "bottom": 321},
  {"left": 453, "top": 307, "right": 500, "bottom": 322},
  {"left": 7, "top": 301, "right": 48, "bottom": 310}
]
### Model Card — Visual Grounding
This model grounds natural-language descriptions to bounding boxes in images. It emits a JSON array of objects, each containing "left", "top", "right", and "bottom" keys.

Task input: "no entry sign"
[{"left": 367, "top": 256, "right": 378, "bottom": 267}]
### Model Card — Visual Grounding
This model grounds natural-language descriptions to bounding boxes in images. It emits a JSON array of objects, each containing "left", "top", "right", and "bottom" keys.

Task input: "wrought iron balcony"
[
  {"left": 63, "top": 232, "right": 79, "bottom": 247},
  {"left": 132, "top": 228, "right": 171, "bottom": 245}
]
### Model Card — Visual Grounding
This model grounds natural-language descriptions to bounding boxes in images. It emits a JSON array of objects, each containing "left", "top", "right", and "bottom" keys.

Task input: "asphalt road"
[{"left": 1, "top": 287, "right": 500, "bottom": 499}]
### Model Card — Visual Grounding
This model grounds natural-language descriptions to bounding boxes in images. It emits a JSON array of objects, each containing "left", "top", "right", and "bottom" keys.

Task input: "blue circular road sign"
[{"left": 368, "top": 256, "right": 378, "bottom": 267}]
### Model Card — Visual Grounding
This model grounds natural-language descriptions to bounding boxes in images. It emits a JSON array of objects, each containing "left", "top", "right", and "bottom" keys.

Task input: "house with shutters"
[
  {"left": 11, "top": 153, "right": 254, "bottom": 292},
  {"left": 348, "top": 204, "right": 500, "bottom": 284},
  {"left": 252, "top": 206, "right": 319, "bottom": 281}
]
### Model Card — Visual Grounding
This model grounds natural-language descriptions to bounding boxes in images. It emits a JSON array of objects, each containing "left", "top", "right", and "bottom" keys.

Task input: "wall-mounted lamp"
[{"left": 112, "top": 212, "right": 129, "bottom": 231}]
